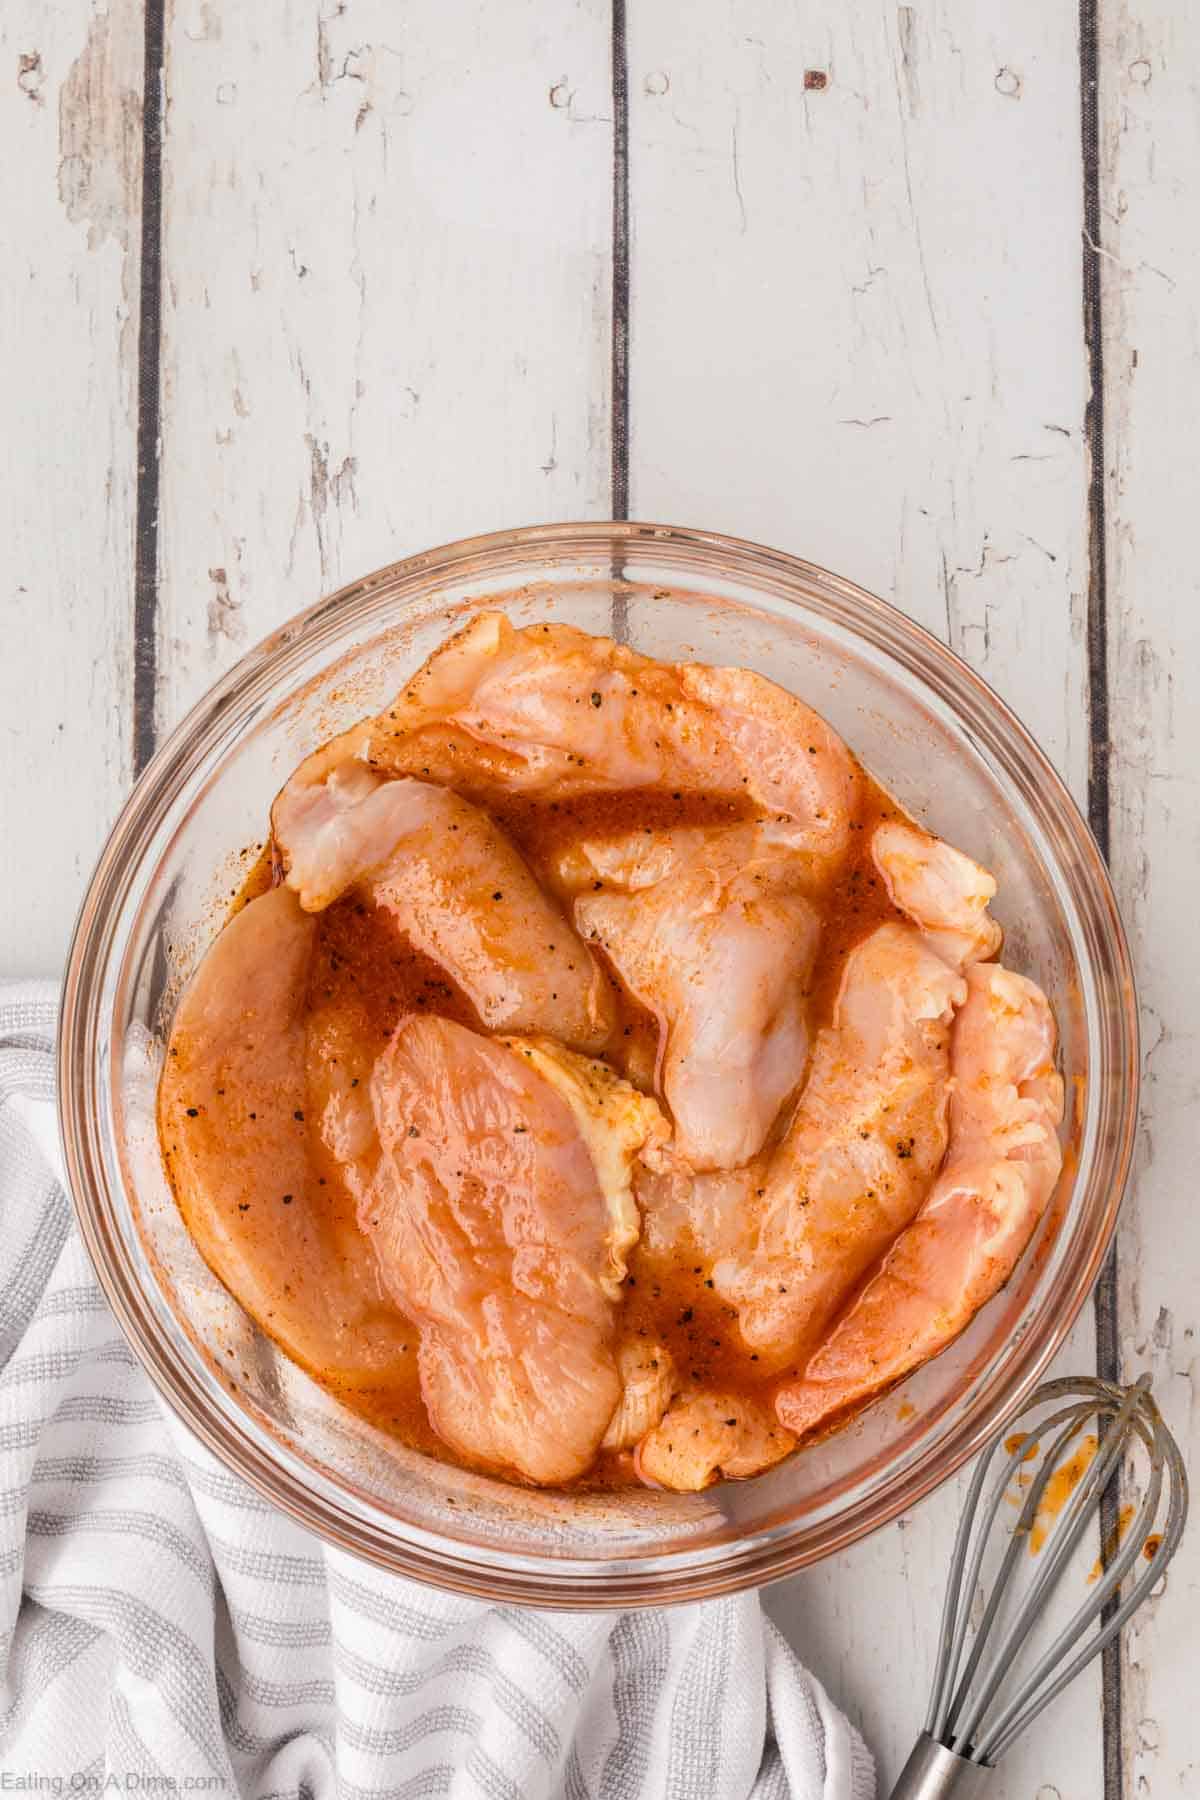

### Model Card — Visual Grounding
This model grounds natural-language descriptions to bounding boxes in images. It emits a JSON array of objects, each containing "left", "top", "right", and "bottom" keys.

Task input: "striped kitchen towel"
[{"left": 0, "top": 981, "right": 874, "bottom": 1799}]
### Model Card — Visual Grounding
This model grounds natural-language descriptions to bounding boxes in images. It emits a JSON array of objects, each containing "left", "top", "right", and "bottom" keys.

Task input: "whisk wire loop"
[
  {"left": 984, "top": 1402, "right": 1186, "bottom": 1763},
  {"left": 897, "top": 1372, "right": 1187, "bottom": 1794},
  {"left": 978, "top": 1416, "right": 1165, "bottom": 1760},
  {"left": 939, "top": 1403, "right": 1095, "bottom": 1740},
  {"left": 950, "top": 1379, "right": 1145, "bottom": 1753}
]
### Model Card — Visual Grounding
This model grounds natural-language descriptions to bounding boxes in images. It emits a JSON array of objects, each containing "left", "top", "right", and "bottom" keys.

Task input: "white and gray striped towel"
[{"left": 0, "top": 980, "right": 874, "bottom": 1799}]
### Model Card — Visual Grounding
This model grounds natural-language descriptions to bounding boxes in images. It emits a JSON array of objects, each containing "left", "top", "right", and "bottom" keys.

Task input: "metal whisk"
[{"left": 888, "top": 1374, "right": 1188, "bottom": 1797}]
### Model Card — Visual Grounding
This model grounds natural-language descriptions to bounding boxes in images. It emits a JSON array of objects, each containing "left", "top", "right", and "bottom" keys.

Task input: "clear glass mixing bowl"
[{"left": 59, "top": 522, "right": 1138, "bottom": 1606}]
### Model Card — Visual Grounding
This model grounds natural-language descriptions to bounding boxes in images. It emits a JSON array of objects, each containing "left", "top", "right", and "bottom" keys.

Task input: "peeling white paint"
[{"left": 2, "top": 0, "right": 140, "bottom": 973}]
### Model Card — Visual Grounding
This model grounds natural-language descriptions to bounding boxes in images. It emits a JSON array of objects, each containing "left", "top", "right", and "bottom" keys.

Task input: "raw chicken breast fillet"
[
  {"left": 275, "top": 770, "right": 612, "bottom": 1052},
  {"left": 159, "top": 887, "right": 412, "bottom": 1385},
  {"left": 359, "top": 1016, "right": 665, "bottom": 1483},
  {"left": 601, "top": 1341, "right": 679, "bottom": 1452},
  {"left": 776, "top": 961, "right": 1064, "bottom": 1440},
  {"left": 576, "top": 844, "right": 821, "bottom": 1169},
  {"left": 715, "top": 922, "right": 966, "bottom": 1366},
  {"left": 635, "top": 1390, "right": 796, "bottom": 1492},
  {"left": 872, "top": 820, "right": 1002, "bottom": 970},
  {"left": 276, "top": 613, "right": 862, "bottom": 871}
]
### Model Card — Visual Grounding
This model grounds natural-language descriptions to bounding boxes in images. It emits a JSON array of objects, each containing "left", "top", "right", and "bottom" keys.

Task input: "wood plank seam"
[
  {"left": 1080, "top": 0, "right": 1124, "bottom": 1795},
  {"left": 610, "top": 0, "right": 630, "bottom": 648},
  {"left": 611, "top": 0, "right": 630, "bottom": 528},
  {"left": 133, "top": 0, "right": 166, "bottom": 776}
]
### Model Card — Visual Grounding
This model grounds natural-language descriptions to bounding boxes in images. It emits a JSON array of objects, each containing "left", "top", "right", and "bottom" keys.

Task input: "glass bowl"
[{"left": 59, "top": 522, "right": 1138, "bottom": 1607}]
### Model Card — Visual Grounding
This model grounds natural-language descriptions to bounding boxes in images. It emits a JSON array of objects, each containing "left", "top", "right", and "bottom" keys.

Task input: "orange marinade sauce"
[
  {"left": 192, "top": 763, "right": 908, "bottom": 1489},
  {"left": 584, "top": 768, "right": 908, "bottom": 1483}
]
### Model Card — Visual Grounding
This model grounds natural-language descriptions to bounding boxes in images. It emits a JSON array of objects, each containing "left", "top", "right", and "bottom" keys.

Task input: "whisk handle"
[{"left": 887, "top": 1734, "right": 992, "bottom": 1798}]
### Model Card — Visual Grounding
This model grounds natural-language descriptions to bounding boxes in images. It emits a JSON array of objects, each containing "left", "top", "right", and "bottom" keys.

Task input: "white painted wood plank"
[
  {"left": 627, "top": 2, "right": 1091, "bottom": 772},
  {"left": 0, "top": 0, "right": 141, "bottom": 974},
  {"left": 1099, "top": 9, "right": 1200, "bottom": 1794},
  {"left": 626, "top": 7, "right": 1099, "bottom": 1794},
  {"left": 154, "top": 0, "right": 614, "bottom": 735}
]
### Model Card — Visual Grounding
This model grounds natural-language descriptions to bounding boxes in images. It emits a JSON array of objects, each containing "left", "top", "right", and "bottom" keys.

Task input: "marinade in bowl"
[{"left": 59, "top": 522, "right": 1137, "bottom": 1605}]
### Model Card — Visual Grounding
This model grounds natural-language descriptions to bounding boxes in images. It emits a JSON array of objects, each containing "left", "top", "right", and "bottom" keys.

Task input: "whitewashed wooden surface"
[{"left": 2, "top": 2, "right": 1195, "bottom": 1793}]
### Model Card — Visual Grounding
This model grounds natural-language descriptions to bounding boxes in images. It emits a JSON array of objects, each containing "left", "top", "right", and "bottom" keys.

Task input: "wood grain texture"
[
  {"left": 624, "top": 5, "right": 1101, "bottom": 1793},
  {"left": 1099, "top": 5, "right": 1200, "bottom": 1794},
  {"left": 0, "top": 0, "right": 142, "bottom": 973},
  {"left": 151, "top": 0, "right": 614, "bottom": 739},
  {"left": 626, "top": 1, "right": 1092, "bottom": 777}
]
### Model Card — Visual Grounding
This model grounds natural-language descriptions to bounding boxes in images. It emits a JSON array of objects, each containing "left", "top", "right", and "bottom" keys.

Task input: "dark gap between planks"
[
  {"left": 1080, "top": 0, "right": 1124, "bottom": 1796},
  {"left": 133, "top": 0, "right": 166, "bottom": 777},
  {"left": 610, "top": 0, "right": 631, "bottom": 528},
  {"left": 609, "top": 0, "right": 631, "bottom": 645}
]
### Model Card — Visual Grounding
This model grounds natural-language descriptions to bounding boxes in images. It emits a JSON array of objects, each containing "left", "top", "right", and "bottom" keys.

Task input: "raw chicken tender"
[
  {"left": 635, "top": 1390, "right": 796, "bottom": 1491},
  {"left": 360, "top": 1016, "right": 665, "bottom": 1483},
  {"left": 271, "top": 742, "right": 387, "bottom": 910},
  {"left": 276, "top": 772, "right": 612, "bottom": 1051},
  {"left": 278, "top": 613, "right": 862, "bottom": 870},
  {"left": 159, "top": 887, "right": 412, "bottom": 1384},
  {"left": 776, "top": 961, "right": 1064, "bottom": 1440},
  {"left": 305, "top": 986, "right": 378, "bottom": 1183},
  {"left": 715, "top": 923, "right": 966, "bottom": 1365},
  {"left": 635, "top": 1159, "right": 762, "bottom": 1265},
  {"left": 872, "top": 820, "right": 1002, "bottom": 970},
  {"left": 577, "top": 850, "right": 821, "bottom": 1169},
  {"left": 499, "top": 1035, "right": 670, "bottom": 1296},
  {"left": 549, "top": 818, "right": 765, "bottom": 898},
  {"left": 602, "top": 1342, "right": 679, "bottom": 1452}
]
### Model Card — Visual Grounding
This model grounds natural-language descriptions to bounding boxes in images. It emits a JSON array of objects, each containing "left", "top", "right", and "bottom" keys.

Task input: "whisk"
[{"left": 888, "top": 1373, "right": 1187, "bottom": 1797}]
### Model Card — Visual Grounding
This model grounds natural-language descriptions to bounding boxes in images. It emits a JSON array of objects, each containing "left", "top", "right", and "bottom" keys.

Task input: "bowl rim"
[{"left": 58, "top": 518, "right": 1140, "bottom": 1604}]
